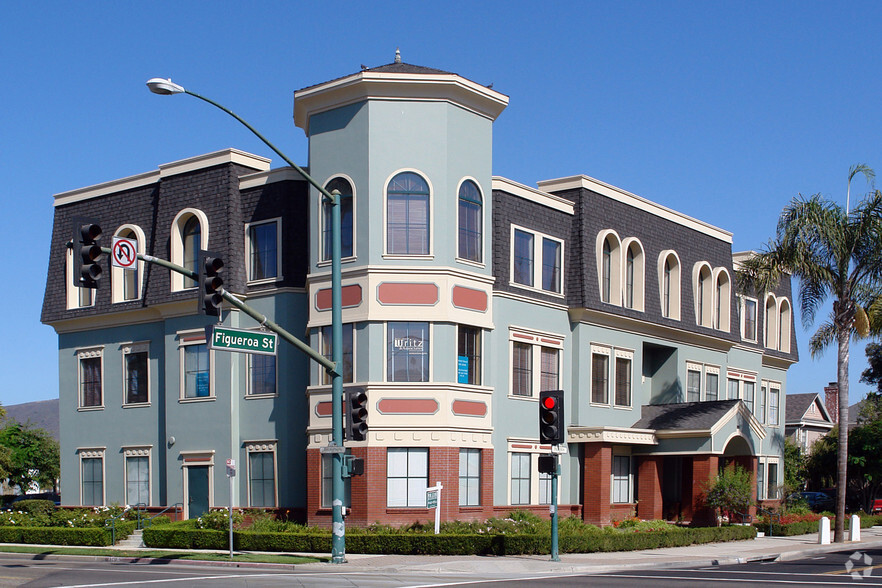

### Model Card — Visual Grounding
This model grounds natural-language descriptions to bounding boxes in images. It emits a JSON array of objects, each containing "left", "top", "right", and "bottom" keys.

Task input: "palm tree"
[{"left": 740, "top": 169, "right": 882, "bottom": 542}]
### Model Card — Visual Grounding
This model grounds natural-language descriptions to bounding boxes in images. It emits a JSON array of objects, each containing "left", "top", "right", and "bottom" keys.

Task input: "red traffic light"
[{"left": 542, "top": 396, "right": 557, "bottom": 410}]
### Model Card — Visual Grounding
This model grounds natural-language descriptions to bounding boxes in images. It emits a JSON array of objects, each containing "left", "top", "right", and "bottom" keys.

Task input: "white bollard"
[
  {"left": 819, "top": 516, "right": 831, "bottom": 544},
  {"left": 851, "top": 515, "right": 861, "bottom": 541}
]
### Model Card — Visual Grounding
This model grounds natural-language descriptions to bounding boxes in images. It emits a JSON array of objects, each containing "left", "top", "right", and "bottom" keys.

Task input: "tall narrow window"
[
  {"left": 705, "top": 371, "right": 719, "bottom": 401},
  {"left": 387, "top": 322, "right": 429, "bottom": 382},
  {"left": 512, "top": 342, "right": 532, "bottom": 396},
  {"left": 125, "top": 350, "right": 149, "bottom": 404},
  {"left": 458, "top": 180, "right": 482, "bottom": 262},
  {"left": 248, "top": 221, "right": 278, "bottom": 281},
  {"left": 765, "top": 296, "right": 778, "bottom": 349},
  {"left": 82, "top": 456, "right": 103, "bottom": 506},
  {"left": 387, "top": 448, "right": 428, "bottom": 507},
  {"left": 323, "top": 177, "right": 354, "bottom": 260},
  {"left": 592, "top": 352, "right": 609, "bottom": 404},
  {"left": 458, "top": 326, "right": 481, "bottom": 385},
  {"left": 625, "top": 248, "right": 635, "bottom": 308},
  {"left": 459, "top": 448, "right": 481, "bottom": 506},
  {"left": 769, "top": 388, "right": 780, "bottom": 425},
  {"left": 249, "top": 451, "right": 276, "bottom": 507},
  {"left": 183, "top": 343, "right": 210, "bottom": 398},
  {"left": 126, "top": 456, "right": 149, "bottom": 506},
  {"left": 743, "top": 381, "right": 755, "bottom": 413},
  {"left": 513, "top": 229, "right": 534, "bottom": 287},
  {"left": 249, "top": 354, "right": 277, "bottom": 396},
  {"left": 615, "top": 355, "right": 632, "bottom": 407},
  {"left": 387, "top": 172, "right": 429, "bottom": 255},
  {"left": 663, "top": 257, "right": 672, "bottom": 317},
  {"left": 540, "top": 347, "right": 559, "bottom": 391},
  {"left": 767, "top": 462, "right": 779, "bottom": 499},
  {"left": 687, "top": 368, "right": 701, "bottom": 402},
  {"left": 697, "top": 265, "right": 712, "bottom": 326},
  {"left": 757, "top": 461, "right": 766, "bottom": 500},
  {"left": 542, "top": 238, "right": 562, "bottom": 293},
  {"left": 321, "top": 452, "right": 351, "bottom": 508},
  {"left": 727, "top": 378, "right": 739, "bottom": 400},
  {"left": 743, "top": 298, "right": 757, "bottom": 341},
  {"left": 539, "top": 469, "right": 553, "bottom": 505},
  {"left": 80, "top": 355, "right": 102, "bottom": 408},
  {"left": 321, "top": 323, "right": 354, "bottom": 384},
  {"left": 510, "top": 452, "right": 531, "bottom": 505},
  {"left": 759, "top": 384, "right": 767, "bottom": 424},
  {"left": 778, "top": 299, "right": 792, "bottom": 353},
  {"left": 182, "top": 216, "right": 200, "bottom": 289},
  {"left": 612, "top": 455, "right": 631, "bottom": 503},
  {"left": 602, "top": 239, "right": 612, "bottom": 303},
  {"left": 120, "top": 229, "right": 140, "bottom": 301}
]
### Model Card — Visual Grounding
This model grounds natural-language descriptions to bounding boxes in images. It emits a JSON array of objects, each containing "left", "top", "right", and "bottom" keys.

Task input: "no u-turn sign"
[{"left": 111, "top": 237, "right": 137, "bottom": 269}]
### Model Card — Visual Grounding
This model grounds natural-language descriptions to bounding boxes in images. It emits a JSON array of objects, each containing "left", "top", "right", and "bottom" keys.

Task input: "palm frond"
[{"left": 809, "top": 320, "right": 836, "bottom": 358}]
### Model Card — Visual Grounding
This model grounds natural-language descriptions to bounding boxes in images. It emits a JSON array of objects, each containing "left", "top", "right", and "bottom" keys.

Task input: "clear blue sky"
[{"left": 3, "top": 2, "right": 882, "bottom": 407}]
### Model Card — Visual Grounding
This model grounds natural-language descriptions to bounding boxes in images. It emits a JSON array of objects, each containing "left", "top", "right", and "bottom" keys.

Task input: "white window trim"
[
  {"left": 764, "top": 293, "right": 779, "bottom": 350},
  {"left": 596, "top": 230, "right": 622, "bottom": 306},
  {"left": 712, "top": 267, "right": 732, "bottom": 333},
  {"left": 657, "top": 250, "right": 681, "bottom": 320},
  {"left": 170, "top": 208, "right": 209, "bottom": 292},
  {"left": 457, "top": 324, "right": 484, "bottom": 387},
  {"left": 121, "top": 341, "right": 150, "bottom": 406},
  {"left": 382, "top": 168, "right": 434, "bottom": 259},
  {"left": 510, "top": 224, "right": 565, "bottom": 296},
  {"left": 247, "top": 353, "right": 279, "bottom": 398},
  {"left": 589, "top": 344, "right": 634, "bottom": 409},
  {"left": 111, "top": 224, "right": 146, "bottom": 303},
  {"left": 385, "top": 321, "right": 433, "bottom": 383},
  {"left": 386, "top": 447, "right": 429, "bottom": 508},
  {"left": 123, "top": 445, "right": 152, "bottom": 507},
  {"left": 693, "top": 261, "right": 714, "bottom": 327},
  {"left": 77, "top": 346, "right": 104, "bottom": 411},
  {"left": 685, "top": 362, "right": 721, "bottom": 402},
  {"left": 318, "top": 173, "right": 358, "bottom": 265},
  {"left": 78, "top": 448, "right": 105, "bottom": 506},
  {"left": 726, "top": 370, "right": 758, "bottom": 413},
  {"left": 178, "top": 330, "right": 215, "bottom": 402},
  {"left": 777, "top": 297, "right": 792, "bottom": 353},
  {"left": 458, "top": 447, "right": 482, "bottom": 507},
  {"left": 506, "top": 442, "right": 557, "bottom": 506},
  {"left": 764, "top": 379, "right": 782, "bottom": 426},
  {"left": 317, "top": 323, "right": 356, "bottom": 386},
  {"left": 739, "top": 295, "right": 759, "bottom": 343},
  {"left": 762, "top": 456, "right": 781, "bottom": 499},
  {"left": 245, "top": 217, "right": 283, "bottom": 284},
  {"left": 611, "top": 448, "right": 633, "bottom": 504},
  {"left": 613, "top": 348, "right": 635, "bottom": 409},
  {"left": 181, "top": 452, "right": 215, "bottom": 520},
  {"left": 245, "top": 440, "right": 279, "bottom": 508},
  {"left": 66, "top": 246, "right": 95, "bottom": 310},
  {"left": 621, "top": 237, "right": 645, "bottom": 312},
  {"left": 508, "top": 328, "right": 565, "bottom": 399},
  {"left": 455, "top": 176, "right": 485, "bottom": 267}
]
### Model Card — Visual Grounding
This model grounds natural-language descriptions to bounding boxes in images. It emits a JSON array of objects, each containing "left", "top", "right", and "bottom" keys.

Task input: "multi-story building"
[{"left": 41, "top": 58, "right": 797, "bottom": 527}]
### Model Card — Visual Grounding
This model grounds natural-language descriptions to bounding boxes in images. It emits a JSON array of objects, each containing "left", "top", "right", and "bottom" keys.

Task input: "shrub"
[
  {"left": 195, "top": 509, "right": 244, "bottom": 531},
  {"left": 704, "top": 465, "right": 754, "bottom": 517}
]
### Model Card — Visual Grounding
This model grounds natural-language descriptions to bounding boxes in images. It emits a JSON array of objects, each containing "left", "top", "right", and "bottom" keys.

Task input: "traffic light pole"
[{"left": 551, "top": 459, "right": 560, "bottom": 562}]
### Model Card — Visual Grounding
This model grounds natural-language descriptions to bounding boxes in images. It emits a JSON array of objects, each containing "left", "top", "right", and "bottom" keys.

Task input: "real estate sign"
[{"left": 207, "top": 325, "right": 278, "bottom": 356}]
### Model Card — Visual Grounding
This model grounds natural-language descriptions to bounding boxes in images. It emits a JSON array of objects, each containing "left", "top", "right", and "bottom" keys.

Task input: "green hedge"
[
  {"left": 0, "top": 521, "right": 137, "bottom": 547},
  {"left": 143, "top": 524, "right": 755, "bottom": 555},
  {"left": 753, "top": 515, "right": 878, "bottom": 537}
]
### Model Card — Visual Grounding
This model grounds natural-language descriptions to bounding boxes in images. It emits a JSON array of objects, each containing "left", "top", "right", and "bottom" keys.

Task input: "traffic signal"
[
  {"left": 343, "top": 454, "right": 364, "bottom": 477},
  {"left": 198, "top": 250, "right": 224, "bottom": 316},
  {"left": 538, "top": 455, "right": 557, "bottom": 475},
  {"left": 346, "top": 388, "right": 368, "bottom": 441},
  {"left": 539, "top": 390, "right": 565, "bottom": 445},
  {"left": 73, "top": 219, "right": 103, "bottom": 289}
]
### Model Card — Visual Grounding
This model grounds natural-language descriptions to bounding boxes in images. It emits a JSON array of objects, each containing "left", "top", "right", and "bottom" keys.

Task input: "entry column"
[
  {"left": 582, "top": 443, "right": 612, "bottom": 526},
  {"left": 636, "top": 456, "right": 663, "bottom": 520}
]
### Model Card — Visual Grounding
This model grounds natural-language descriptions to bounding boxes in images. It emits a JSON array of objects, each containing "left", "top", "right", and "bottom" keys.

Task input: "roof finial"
[{"left": 394, "top": 47, "right": 401, "bottom": 64}]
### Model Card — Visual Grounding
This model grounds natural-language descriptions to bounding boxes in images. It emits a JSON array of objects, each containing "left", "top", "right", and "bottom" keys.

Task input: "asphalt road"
[{"left": 4, "top": 548, "right": 882, "bottom": 587}]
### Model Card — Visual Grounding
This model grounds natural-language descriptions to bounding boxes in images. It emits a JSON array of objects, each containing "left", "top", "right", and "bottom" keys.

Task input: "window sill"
[
  {"left": 457, "top": 505, "right": 483, "bottom": 511},
  {"left": 613, "top": 405, "right": 633, "bottom": 410},
  {"left": 77, "top": 406, "right": 104, "bottom": 412},
  {"left": 112, "top": 298, "right": 143, "bottom": 304},
  {"left": 589, "top": 402, "right": 611, "bottom": 408},
  {"left": 508, "top": 394, "right": 538, "bottom": 402},
  {"left": 123, "top": 402, "right": 151, "bottom": 409},
  {"left": 316, "top": 256, "right": 357, "bottom": 268},
  {"left": 386, "top": 507, "right": 430, "bottom": 513},
  {"left": 455, "top": 258, "right": 485, "bottom": 269},
  {"left": 179, "top": 397, "right": 216, "bottom": 403},
  {"left": 247, "top": 276, "right": 283, "bottom": 286},
  {"left": 382, "top": 254, "right": 434, "bottom": 261},
  {"left": 509, "top": 282, "right": 565, "bottom": 298},
  {"left": 245, "top": 393, "right": 279, "bottom": 400}
]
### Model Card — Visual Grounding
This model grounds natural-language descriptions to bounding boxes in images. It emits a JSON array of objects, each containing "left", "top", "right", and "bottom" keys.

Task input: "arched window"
[
  {"left": 458, "top": 180, "right": 482, "bottom": 263},
  {"left": 322, "top": 177, "right": 354, "bottom": 261},
  {"left": 695, "top": 264, "right": 713, "bottom": 327},
  {"left": 659, "top": 251, "right": 680, "bottom": 320},
  {"left": 170, "top": 209, "right": 209, "bottom": 292},
  {"left": 778, "top": 298, "right": 792, "bottom": 353},
  {"left": 386, "top": 172, "right": 430, "bottom": 255},
  {"left": 597, "top": 231, "right": 622, "bottom": 305},
  {"left": 622, "top": 239, "right": 644, "bottom": 311},
  {"left": 713, "top": 269, "right": 731, "bottom": 332},
  {"left": 765, "top": 295, "right": 778, "bottom": 349},
  {"left": 111, "top": 225, "right": 146, "bottom": 303}
]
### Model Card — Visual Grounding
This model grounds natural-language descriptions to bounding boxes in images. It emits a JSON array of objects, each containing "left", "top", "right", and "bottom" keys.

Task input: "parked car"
[
  {"left": 10, "top": 492, "right": 60, "bottom": 506},
  {"left": 793, "top": 491, "right": 835, "bottom": 512}
]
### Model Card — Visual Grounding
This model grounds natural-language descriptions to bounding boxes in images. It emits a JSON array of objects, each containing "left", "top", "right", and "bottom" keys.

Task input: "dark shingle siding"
[{"left": 41, "top": 164, "right": 308, "bottom": 324}]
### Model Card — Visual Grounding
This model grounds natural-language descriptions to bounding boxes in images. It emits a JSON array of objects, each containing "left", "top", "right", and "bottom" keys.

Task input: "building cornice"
[
  {"left": 567, "top": 426, "right": 657, "bottom": 445},
  {"left": 492, "top": 177, "right": 575, "bottom": 215},
  {"left": 537, "top": 175, "right": 732, "bottom": 243},
  {"left": 53, "top": 149, "right": 271, "bottom": 207},
  {"left": 239, "top": 167, "right": 305, "bottom": 191},
  {"left": 293, "top": 71, "right": 509, "bottom": 133}
]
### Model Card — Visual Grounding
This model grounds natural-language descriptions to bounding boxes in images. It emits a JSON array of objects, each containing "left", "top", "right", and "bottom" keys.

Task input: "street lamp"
[{"left": 147, "top": 77, "right": 348, "bottom": 564}]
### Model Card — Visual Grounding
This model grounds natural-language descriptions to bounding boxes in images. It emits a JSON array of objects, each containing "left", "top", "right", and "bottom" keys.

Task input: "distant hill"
[{"left": 2, "top": 399, "right": 59, "bottom": 440}]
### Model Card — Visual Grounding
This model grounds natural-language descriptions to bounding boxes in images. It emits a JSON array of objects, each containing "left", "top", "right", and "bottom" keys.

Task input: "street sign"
[
  {"left": 111, "top": 237, "right": 138, "bottom": 269},
  {"left": 225, "top": 458, "right": 236, "bottom": 477},
  {"left": 207, "top": 326, "right": 278, "bottom": 356},
  {"left": 320, "top": 445, "right": 345, "bottom": 454}
]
